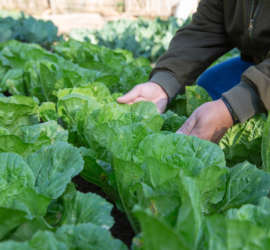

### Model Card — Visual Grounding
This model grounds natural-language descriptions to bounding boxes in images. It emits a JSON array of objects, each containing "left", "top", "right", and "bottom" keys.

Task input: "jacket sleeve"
[
  {"left": 149, "top": 0, "right": 234, "bottom": 103},
  {"left": 222, "top": 56, "right": 269, "bottom": 123}
]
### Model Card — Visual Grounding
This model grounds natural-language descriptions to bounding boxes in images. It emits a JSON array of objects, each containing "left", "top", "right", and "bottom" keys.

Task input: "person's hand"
[
  {"left": 117, "top": 82, "right": 168, "bottom": 113},
  {"left": 176, "top": 99, "right": 234, "bottom": 143}
]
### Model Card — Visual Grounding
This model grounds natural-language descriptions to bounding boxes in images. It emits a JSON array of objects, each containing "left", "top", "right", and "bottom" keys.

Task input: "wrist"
[
  {"left": 149, "top": 81, "right": 169, "bottom": 103},
  {"left": 149, "top": 72, "right": 181, "bottom": 104},
  {"left": 216, "top": 99, "right": 234, "bottom": 128},
  {"left": 220, "top": 97, "right": 239, "bottom": 125}
]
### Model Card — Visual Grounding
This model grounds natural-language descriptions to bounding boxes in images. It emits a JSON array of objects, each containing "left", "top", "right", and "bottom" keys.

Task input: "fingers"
[
  {"left": 117, "top": 85, "right": 141, "bottom": 104},
  {"left": 176, "top": 115, "right": 197, "bottom": 135},
  {"left": 127, "top": 97, "right": 147, "bottom": 105}
]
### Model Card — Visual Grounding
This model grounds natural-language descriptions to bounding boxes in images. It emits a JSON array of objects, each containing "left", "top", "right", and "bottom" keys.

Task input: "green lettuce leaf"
[
  {"left": 220, "top": 115, "right": 265, "bottom": 167},
  {"left": 79, "top": 147, "right": 119, "bottom": 201},
  {"left": 0, "top": 207, "right": 28, "bottom": 240},
  {"left": 55, "top": 224, "right": 128, "bottom": 250},
  {"left": 37, "top": 102, "right": 57, "bottom": 122},
  {"left": 226, "top": 203, "right": 270, "bottom": 233},
  {"left": 186, "top": 85, "right": 212, "bottom": 116},
  {"left": 203, "top": 215, "right": 270, "bottom": 250},
  {"left": 10, "top": 217, "right": 55, "bottom": 242},
  {"left": 161, "top": 110, "right": 187, "bottom": 132},
  {"left": 134, "top": 207, "right": 191, "bottom": 250},
  {"left": 262, "top": 111, "right": 270, "bottom": 172},
  {"left": 25, "top": 142, "right": 84, "bottom": 199},
  {"left": 59, "top": 191, "right": 114, "bottom": 229},
  {"left": 0, "top": 121, "right": 68, "bottom": 158},
  {"left": 217, "top": 162, "right": 270, "bottom": 212},
  {"left": 1, "top": 68, "right": 23, "bottom": 93},
  {"left": 0, "top": 95, "right": 38, "bottom": 137},
  {"left": 134, "top": 133, "right": 225, "bottom": 169},
  {"left": 176, "top": 172, "right": 203, "bottom": 248}
]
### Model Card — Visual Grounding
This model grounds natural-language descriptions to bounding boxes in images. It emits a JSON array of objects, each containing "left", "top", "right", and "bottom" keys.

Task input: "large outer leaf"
[
  {"left": 0, "top": 186, "right": 51, "bottom": 220},
  {"left": 10, "top": 217, "right": 55, "bottom": 242},
  {"left": 176, "top": 173, "right": 203, "bottom": 248},
  {"left": 79, "top": 147, "right": 118, "bottom": 201},
  {"left": 37, "top": 102, "right": 57, "bottom": 122},
  {"left": 57, "top": 89, "right": 101, "bottom": 130},
  {"left": 0, "top": 95, "right": 38, "bottom": 137},
  {"left": 21, "top": 121, "right": 68, "bottom": 144},
  {"left": 220, "top": 115, "right": 265, "bottom": 167},
  {"left": 10, "top": 216, "right": 57, "bottom": 241},
  {"left": 0, "top": 224, "right": 128, "bottom": 250},
  {"left": 186, "top": 85, "right": 212, "bottom": 117},
  {"left": 0, "top": 207, "right": 27, "bottom": 240},
  {"left": 1, "top": 68, "right": 24, "bottom": 93},
  {"left": 226, "top": 204, "right": 270, "bottom": 233},
  {"left": 83, "top": 82, "right": 111, "bottom": 102},
  {"left": 134, "top": 133, "right": 226, "bottom": 169},
  {"left": 0, "top": 153, "right": 35, "bottom": 189},
  {"left": 135, "top": 181, "right": 181, "bottom": 225},
  {"left": 203, "top": 215, "right": 270, "bottom": 250},
  {"left": 25, "top": 142, "right": 84, "bottom": 199},
  {"left": 109, "top": 123, "right": 154, "bottom": 162},
  {"left": 55, "top": 224, "right": 128, "bottom": 250},
  {"left": 161, "top": 110, "right": 187, "bottom": 133},
  {"left": 259, "top": 197, "right": 270, "bottom": 211},
  {"left": 166, "top": 94, "right": 188, "bottom": 117},
  {"left": 195, "top": 166, "right": 228, "bottom": 212},
  {"left": 0, "top": 134, "right": 49, "bottom": 158},
  {"left": 0, "top": 121, "right": 68, "bottom": 158},
  {"left": 128, "top": 101, "right": 164, "bottom": 132},
  {"left": 59, "top": 191, "right": 114, "bottom": 229},
  {"left": 141, "top": 157, "right": 180, "bottom": 188},
  {"left": 39, "top": 62, "right": 57, "bottom": 102},
  {"left": 262, "top": 111, "right": 270, "bottom": 172},
  {"left": 113, "top": 157, "right": 143, "bottom": 233},
  {"left": 134, "top": 207, "right": 191, "bottom": 250},
  {"left": 217, "top": 162, "right": 270, "bottom": 212},
  {"left": 28, "top": 230, "right": 67, "bottom": 250},
  {"left": 0, "top": 153, "right": 52, "bottom": 236},
  {"left": 0, "top": 241, "right": 30, "bottom": 250}
]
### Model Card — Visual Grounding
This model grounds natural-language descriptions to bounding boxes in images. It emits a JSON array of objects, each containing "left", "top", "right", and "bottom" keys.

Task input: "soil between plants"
[{"left": 72, "top": 175, "right": 135, "bottom": 248}]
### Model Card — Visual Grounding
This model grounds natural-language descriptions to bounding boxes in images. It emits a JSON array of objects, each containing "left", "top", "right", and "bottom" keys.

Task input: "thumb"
[
  {"left": 176, "top": 115, "right": 197, "bottom": 135},
  {"left": 117, "top": 85, "right": 141, "bottom": 104}
]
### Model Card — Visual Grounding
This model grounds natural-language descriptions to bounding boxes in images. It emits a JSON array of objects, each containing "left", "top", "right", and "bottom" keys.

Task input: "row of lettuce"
[
  {"left": 1, "top": 39, "right": 270, "bottom": 249},
  {"left": 70, "top": 17, "right": 192, "bottom": 61},
  {"left": 0, "top": 11, "right": 61, "bottom": 48},
  {"left": 0, "top": 10, "right": 239, "bottom": 63},
  {"left": 0, "top": 10, "right": 189, "bottom": 61}
]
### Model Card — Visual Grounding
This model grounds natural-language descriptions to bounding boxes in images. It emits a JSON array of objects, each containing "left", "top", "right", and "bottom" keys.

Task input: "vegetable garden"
[{"left": 0, "top": 12, "right": 270, "bottom": 250}]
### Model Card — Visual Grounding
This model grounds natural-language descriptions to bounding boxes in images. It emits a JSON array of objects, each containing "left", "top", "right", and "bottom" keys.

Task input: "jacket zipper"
[
  {"left": 249, "top": 0, "right": 259, "bottom": 31},
  {"left": 249, "top": 0, "right": 264, "bottom": 61}
]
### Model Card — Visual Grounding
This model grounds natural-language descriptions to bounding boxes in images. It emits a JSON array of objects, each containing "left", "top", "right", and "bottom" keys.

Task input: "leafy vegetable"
[
  {"left": 262, "top": 111, "right": 270, "bottom": 172},
  {"left": 217, "top": 162, "right": 270, "bottom": 212},
  {"left": 0, "top": 224, "right": 128, "bottom": 250},
  {"left": 220, "top": 114, "right": 265, "bottom": 167},
  {"left": 0, "top": 12, "right": 61, "bottom": 47},
  {"left": 69, "top": 17, "right": 191, "bottom": 62}
]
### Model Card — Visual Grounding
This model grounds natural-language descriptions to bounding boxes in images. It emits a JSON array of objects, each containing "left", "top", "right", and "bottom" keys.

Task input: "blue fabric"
[{"left": 197, "top": 56, "right": 256, "bottom": 100}]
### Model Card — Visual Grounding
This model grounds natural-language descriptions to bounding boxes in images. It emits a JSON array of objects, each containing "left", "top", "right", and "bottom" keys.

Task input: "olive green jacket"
[{"left": 150, "top": 0, "right": 269, "bottom": 122}]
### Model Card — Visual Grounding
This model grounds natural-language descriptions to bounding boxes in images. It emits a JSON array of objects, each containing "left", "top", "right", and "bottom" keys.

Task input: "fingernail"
[{"left": 176, "top": 131, "right": 183, "bottom": 134}]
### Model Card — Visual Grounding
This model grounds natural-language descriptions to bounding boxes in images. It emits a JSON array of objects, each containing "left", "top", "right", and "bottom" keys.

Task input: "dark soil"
[
  {"left": 3, "top": 90, "right": 12, "bottom": 97},
  {"left": 72, "top": 175, "right": 135, "bottom": 248}
]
